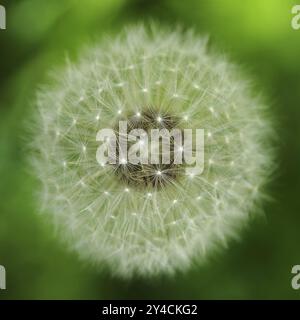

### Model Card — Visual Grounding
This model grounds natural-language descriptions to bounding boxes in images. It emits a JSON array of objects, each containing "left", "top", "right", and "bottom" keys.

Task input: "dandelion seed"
[{"left": 120, "top": 158, "right": 127, "bottom": 165}]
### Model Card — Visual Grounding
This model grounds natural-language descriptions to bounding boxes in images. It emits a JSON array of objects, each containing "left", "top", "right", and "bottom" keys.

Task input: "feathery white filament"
[{"left": 30, "top": 25, "right": 273, "bottom": 277}]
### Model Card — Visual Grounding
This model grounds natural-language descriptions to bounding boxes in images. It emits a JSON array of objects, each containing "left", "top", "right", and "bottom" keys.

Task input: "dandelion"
[{"left": 30, "top": 24, "right": 274, "bottom": 277}]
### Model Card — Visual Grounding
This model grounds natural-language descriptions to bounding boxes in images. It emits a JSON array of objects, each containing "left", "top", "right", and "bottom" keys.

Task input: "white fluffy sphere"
[{"left": 31, "top": 25, "right": 273, "bottom": 277}]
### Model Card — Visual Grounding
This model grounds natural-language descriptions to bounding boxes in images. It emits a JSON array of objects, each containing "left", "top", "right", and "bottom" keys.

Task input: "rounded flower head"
[{"left": 31, "top": 25, "right": 273, "bottom": 277}]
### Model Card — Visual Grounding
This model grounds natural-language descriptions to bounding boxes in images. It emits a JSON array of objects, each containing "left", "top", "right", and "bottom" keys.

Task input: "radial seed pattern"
[{"left": 31, "top": 25, "right": 273, "bottom": 277}]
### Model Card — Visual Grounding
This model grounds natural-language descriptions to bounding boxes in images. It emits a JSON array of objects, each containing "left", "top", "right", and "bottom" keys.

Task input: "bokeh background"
[{"left": 0, "top": 0, "right": 300, "bottom": 299}]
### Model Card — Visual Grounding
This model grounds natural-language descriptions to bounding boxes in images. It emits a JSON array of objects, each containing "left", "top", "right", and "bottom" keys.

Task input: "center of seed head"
[{"left": 112, "top": 107, "right": 183, "bottom": 189}]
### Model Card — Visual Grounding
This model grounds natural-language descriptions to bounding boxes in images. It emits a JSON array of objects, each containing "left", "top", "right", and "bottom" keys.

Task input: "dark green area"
[{"left": 0, "top": 0, "right": 299, "bottom": 299}]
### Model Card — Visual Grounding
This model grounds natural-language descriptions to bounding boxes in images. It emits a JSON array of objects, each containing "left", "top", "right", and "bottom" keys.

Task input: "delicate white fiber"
[{"left": 30, "top": 25, "right": 274, "bottom": 277}]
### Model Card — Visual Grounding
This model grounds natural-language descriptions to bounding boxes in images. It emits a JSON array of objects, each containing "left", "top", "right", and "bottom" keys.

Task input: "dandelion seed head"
[{"left": 30, "top": 24, "right": 274, "bottom": 277}]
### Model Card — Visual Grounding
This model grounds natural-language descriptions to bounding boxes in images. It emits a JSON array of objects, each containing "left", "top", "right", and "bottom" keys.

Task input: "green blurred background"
[{"left": 0, "top": 0, "right": 300, "bottom": 299}]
